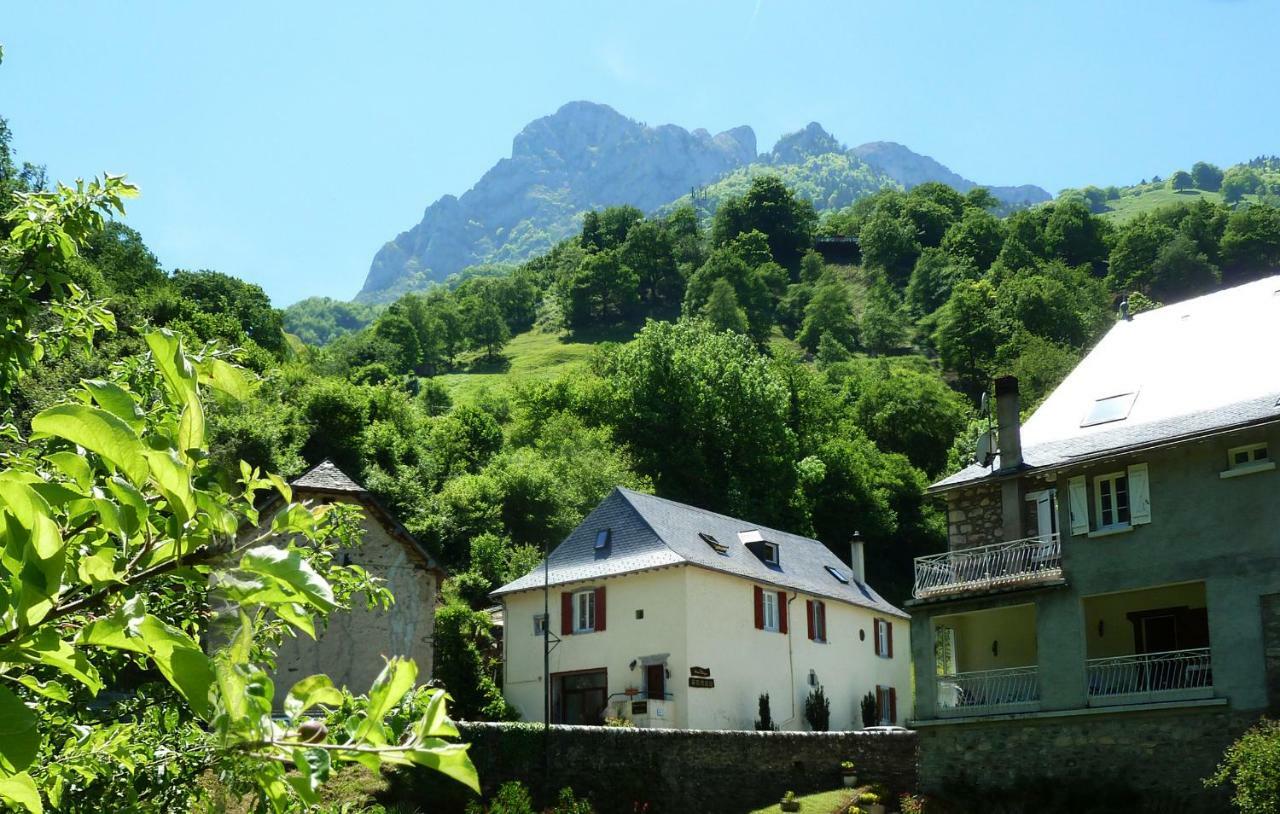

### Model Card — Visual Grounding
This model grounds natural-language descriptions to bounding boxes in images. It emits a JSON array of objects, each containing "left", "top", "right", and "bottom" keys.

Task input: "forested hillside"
[{"left": 9, "top": 94, "right": 1280, "bottom": 724}]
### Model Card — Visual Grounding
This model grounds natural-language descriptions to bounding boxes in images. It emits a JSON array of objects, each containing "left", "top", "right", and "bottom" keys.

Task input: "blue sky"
[{"left": 3, "top": 1, "right": 1276, "bottom": 305}]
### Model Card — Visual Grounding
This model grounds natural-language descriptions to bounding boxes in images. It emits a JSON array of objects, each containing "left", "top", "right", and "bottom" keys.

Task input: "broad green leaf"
[
  {"left": 194, "top": 491, "right": 239, "bottom": 537},
  {"left": 0, "top": 477, "right": 53, "bottom": 536},
  {"left": 354, "top": 658, "right": 417, "bottom": 742},
  {"left": 44, "top": 452, "right": 92, "bottom": 492},
  {"left": 0, "top": 683, "right": 38, "bottom": 774},
  {"left": 105, "top": 477, "right": 147, "bottom": 534},
  {"left": 14, "top": 676, "right": 68, "bottom": 703},
  {"left": 267, "top": 473, "right": 292, "bottom": 505},
  {"left": 145, "top": 330, "right": 198, "bottom": 408},
  {"left": 285, "top": 675, "right": 343, "bottom": 721},
  {"left": 271, "top": 601, "right": 316, "bottom": 638},
  {"left": 81, "top": 379, "right": 143, "bottom": 431},
  {"left": 142, "top": 448, "right": 195, "bottom": 524},
  {"left": 30, "top": 405, "right": 148, "bottom": 486},
  {"left": 199, "top": 357, "right": 252, "bottom": 401},
  {"left": 29, "top": 481, "right": 85, "bottom": 508},
  {"left": 414, "top": 689, "right": 460, "bottom": 740},
  {"left": 76, "top": 545, "right": 121, "bottom": 586},
  {"left": 285, "top": 747, "right": 329, "bottom": 806},
  {"left": 4, "top": 630, "right": 103, "bottom": 694},
  {"left": 400, "top": 741, "right": 480, "bottom": 793},
  {"left": 239, "top": 546, "right": 335, "bottom": 611},
  {"left": 270, "top": 503, "right": 317, "bottom": 536},
  {"left": 253, "top": 762, "right": 291, "bottom": 814},
  {"left": 0, "top": 772, "right": 42, "bottom": 813},
  {"left": 177, "top": 399, "right": 205, "bottom": 460}
]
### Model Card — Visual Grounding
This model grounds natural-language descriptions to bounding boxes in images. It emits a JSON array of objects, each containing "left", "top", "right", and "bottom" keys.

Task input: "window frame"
[
  {"left": 573, "top": 589, "right": 596, "bottom": 634},
  {"left": 762, "top": 541, "right": 779, "bottom": 566},
  {"left": 594, "top": 529, "right": 611, "bottom": 550},
  {"left": 533, "top": 613, "right": 548, "bottom": 636},
  {"left": 1093, "top": 470, "right": 1131, "bottom": 531},
  {"left": 810, "top": 600, "right": 827, "bottom": 643},
  {"left": 761, "top": 590, "right": 779, "bottom": 632},
  {"left": 1228, "top": 442, "right": 1270, "bottom": 469},
  {"left": 874, "top": 618, "right": 891, "bottom": 658}
]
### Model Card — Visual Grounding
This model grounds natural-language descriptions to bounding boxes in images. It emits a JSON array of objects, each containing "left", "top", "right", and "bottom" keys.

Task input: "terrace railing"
[
  {"left": 913, "top": 533, "right": 1062, "bottom": 599},
  {"left": 1086, "top": 647, "right": 1213, "bottom": 703},
  {"left": 936, "top": 666, "right": 1040, "bottom": 716}
]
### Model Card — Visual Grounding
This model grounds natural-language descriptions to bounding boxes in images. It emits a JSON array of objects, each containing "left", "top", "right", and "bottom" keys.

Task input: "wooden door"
[{"left": 646, "top": 664, "right": 666, "bottom": 700}]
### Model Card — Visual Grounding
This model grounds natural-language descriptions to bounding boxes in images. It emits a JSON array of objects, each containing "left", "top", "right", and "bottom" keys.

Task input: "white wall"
[
  {"left": 682, "top": 568, "right": 912, "bottom": 731},
  {"left": 270, "top": 496, "right": 438, "bottom": 706},
  {"left": 501, "top": 564, "right": 912, "bottom": 731},
  {"left": 503, "top": 566, "right": 690, "bottom": 726}
]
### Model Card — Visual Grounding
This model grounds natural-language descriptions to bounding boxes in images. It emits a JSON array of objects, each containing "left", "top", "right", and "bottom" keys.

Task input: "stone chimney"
[
  {"left": 995, "top": 376, "right": 1022, "bottom": 473},
  {"left": 848, "top": 536, "right": 866, "bottom": 583}
]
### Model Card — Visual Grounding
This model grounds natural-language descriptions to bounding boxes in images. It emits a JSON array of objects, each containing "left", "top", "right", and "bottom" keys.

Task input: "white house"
[{"left": 494, "top": 487, "right": 911, "bottom": 731}]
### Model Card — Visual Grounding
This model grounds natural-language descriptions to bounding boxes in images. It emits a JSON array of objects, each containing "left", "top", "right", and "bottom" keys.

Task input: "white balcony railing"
[
  {"left": 913, "top": 533, "right": 1062, "bottom": 599},
  {"left": 1086, "top": 647, "right": 1213, "bottom": 703},
  {"left": 936, "top": 666, "right": 1040, "bottom": 716}
]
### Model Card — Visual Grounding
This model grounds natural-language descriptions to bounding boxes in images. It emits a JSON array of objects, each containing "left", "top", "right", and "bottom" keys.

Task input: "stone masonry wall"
[
  {"left": 945, "top": 482, "right": 1004, "bottom": 550},
  {"left": 918, "top": 705, "right": 1260, "bottom": 812},
  {"left": 399, "top": 724, "right": 918, "bottom": 814},
  {"left": 1262, "top": 592, "right": 1280, "bottom": 712}
]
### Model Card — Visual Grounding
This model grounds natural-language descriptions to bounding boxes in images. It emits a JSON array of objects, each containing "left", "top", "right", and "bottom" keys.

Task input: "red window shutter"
[
  {"left": 777, "top": 591, "right": 788, "bottom": 634},
  {"left": 595, "top": 586, "right": 606, "bottom": 631},
  {"left": 887, "top": 621, "right": 894, "bottom": 658},
  {"left": 806, "top": 600, "right": 815, "bottom": 641},
  {"left": 753, "top": 586, "right": 764, "bottom": 630},
  {"left": 561, "top": 592, "right": 573, "bottom": 635},
  {"left": 889, "top": 687, "right": 898, "bottom": 724}
]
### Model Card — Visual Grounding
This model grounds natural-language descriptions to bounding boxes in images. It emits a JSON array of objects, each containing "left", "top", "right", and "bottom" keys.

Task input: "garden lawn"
[{"left": 747, "top": 788, "right": 858, "bottom": 814}]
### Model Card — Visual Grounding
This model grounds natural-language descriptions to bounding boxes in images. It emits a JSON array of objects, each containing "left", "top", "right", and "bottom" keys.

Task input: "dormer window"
[
  {"left": 594, "top": 529, "right": 611, "bottom": 550},
  {"left": 762, "top": 542, "right": 779, "bottom": 566},
  {"left": 739, "top": 529, "right": 779, "bottom": 566}
]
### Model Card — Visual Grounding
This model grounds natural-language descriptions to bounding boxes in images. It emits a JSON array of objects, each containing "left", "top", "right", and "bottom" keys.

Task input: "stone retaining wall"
[
  {"left": 917, "top": 703, "right": 1260, "bottom": 812},
  {"left": 400, "top": 724, "right": 918, "bottom": 813}
]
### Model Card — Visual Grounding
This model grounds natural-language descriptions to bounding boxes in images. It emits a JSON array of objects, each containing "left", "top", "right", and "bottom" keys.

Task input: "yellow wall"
[
  {"left": 503, "top": 564, "right": 913, "bottom": 731},
  {"left": 1082, "top": 582, "right": 1206, "bottom": 659},
  {"left": 268, "top": 497, "right": 439, "bottom": 707},
  {"left": 935, "top": 604, "right": 1037, "bottom": 673}
]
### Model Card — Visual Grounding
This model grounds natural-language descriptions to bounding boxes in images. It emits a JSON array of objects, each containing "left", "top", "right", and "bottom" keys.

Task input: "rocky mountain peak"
[{"left": 770, "top": 122, "right": 844, "bottom": 164}]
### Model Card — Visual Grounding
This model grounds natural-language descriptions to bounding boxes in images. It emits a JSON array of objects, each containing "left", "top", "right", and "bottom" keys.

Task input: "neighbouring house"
[
  {"left": 494, "top": 487, "right": 910, "bottom": 730},
  {"left": 247, "top": 460, "right": 446, "bottom": 708},
  {"left": 906, "top": 276, "right": 1280, "bottom": 801}
]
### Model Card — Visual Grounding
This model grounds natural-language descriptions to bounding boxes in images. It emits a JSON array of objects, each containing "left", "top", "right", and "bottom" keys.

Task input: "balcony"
[
  {"left": 1086, "top": 647, "right": 1213, "bottom": 706},
  {"left": 936, "top": 666, "right": 1040, "bottom": 717},
  {"left": 914, "top": 533, "right": 1062, "bottom": 600}
]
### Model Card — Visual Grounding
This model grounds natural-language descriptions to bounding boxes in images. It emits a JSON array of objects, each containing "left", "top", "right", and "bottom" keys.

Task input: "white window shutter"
[
  {"left": 1128, "top": 462, "right": 1151, "bottom": 525},
  {"left": 1068, "top": 476, "right": 1089, "bottom": 535}
]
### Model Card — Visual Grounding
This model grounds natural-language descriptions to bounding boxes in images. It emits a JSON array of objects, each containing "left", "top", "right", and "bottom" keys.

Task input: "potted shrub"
[
  {"left": 779, "top": 790, "right": 801, "bottom": 812},
  {"left": 840, "top": 759, "right": 857, "bottom": 788},
  {"left": 858, "top": 790, "right": 885, "bottom": 814}
]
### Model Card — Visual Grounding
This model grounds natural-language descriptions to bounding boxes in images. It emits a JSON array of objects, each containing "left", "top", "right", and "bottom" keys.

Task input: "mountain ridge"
[{"left": 358, "top": 103, "right": 1051, "bottom": 303}]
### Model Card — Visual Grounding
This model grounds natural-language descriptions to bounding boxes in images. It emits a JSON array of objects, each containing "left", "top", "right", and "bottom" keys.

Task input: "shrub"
[
  {"left": 755, "top": 692, "right": 778, "bottom": 731},
  {"left": 1207, "top": 718, "right": 1280, "bottom": 814},
  {"left": 860, "top": 691, "right": 879, "bottom": 728},
  {"left": 805, "top": 684, "right": 831, "bottom": 731}
]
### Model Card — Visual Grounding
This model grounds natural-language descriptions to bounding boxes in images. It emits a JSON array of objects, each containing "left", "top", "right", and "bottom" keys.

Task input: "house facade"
[
  {"left": 251, "top": 460, "right": 446, "bottom": 708},
  {"left": 495, "top": 487, "right": 911, "bottom": 731},
  {"left": 907, "top": 277, "right": 1280, "bottom": 801}
]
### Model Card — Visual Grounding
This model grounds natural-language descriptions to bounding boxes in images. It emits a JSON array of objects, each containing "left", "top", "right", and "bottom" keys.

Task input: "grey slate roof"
[
  {"left": 292, "top": 459, "right": 366, "bottom": 494},
  {"left": 935, "top": 275, "right": 1280, "bottom": 492},
  {"left": 493, "top": 487, "right": 907, "bottom": 619}
]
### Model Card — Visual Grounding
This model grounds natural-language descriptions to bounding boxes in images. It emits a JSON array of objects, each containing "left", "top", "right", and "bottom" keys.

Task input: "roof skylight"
[
  {"left": 1081, "top": 392, "right": 1138, "bottom": 427},
  {"left": 699, "top": 532, "right": 728, "bottom": 555},
  {"left": 824, "top": 565, "right": 850, "bottom": 584},
  {"left": 594, "top": 529, "right": 611, "bottom": 550}
]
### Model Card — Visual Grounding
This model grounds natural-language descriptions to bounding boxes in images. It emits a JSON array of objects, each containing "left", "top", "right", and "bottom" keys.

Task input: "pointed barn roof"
[
  {"left": 493, "top": 487, "right": 906, "bottom": 618},
  {"left": 287, "top": 460, "right": 444, "bottom": 575}
]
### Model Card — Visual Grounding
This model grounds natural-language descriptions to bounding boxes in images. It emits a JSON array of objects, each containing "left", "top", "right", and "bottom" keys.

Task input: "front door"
[
  {"left": 1036, "top": 491, "right": 1058, "bottom": 537},
  {"left": 645, "top": 664, "right": 666, "bottom": 700}
]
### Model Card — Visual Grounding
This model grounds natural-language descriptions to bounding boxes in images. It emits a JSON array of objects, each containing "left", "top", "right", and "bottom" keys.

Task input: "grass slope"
[
  {"left": 747, "top": 788, "right": 860, "bottom": 814},
  {"left": 435, "top": 326, "right": 636, "bottom": 403}
]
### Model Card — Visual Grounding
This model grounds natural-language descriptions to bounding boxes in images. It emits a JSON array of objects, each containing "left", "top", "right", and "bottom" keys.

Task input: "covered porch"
[
  {"left": 1082, "top": 582, "right": 1213, "bottom": 707},
  {"left": 933, "top": 603, "right": 1040, "bottom": 717}
]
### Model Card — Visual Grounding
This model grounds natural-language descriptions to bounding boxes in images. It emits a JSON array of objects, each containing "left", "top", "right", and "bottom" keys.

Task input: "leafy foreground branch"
[{"left": 0, "top": 181, "right": 477, "bottom": 812}]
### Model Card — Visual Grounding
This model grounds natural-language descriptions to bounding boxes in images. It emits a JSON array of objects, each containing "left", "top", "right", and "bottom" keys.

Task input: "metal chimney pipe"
[
  {"left": 994, "top": 376, "right": 1022, "bottom": 472},
  {"left": 848, "top": 533, "right": 866, "bottom": 583}
]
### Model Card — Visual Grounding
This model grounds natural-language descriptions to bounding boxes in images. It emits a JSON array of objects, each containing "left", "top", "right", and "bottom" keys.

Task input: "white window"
[
  {"left": 762, "top": 542, "right": 779, "bottom": 566},
  {"left": 762, "top": 590, "right": 779, "bottom": 632},
  {"left": 533, "top": 614, "right": 548, "bottom": 636},
  {"left": 810, "top": 600, "right": 827, "bottom": 643},
  {"left": 1094, "top": 471, "right": 1130, "bottom": 529},
  {"left": 1228, "top": 443, "right": 1270, "bottom": 470},
  {"left": 1080, "top": 392, "right": 1137, "bottom": 427},
  {"left": 573, "top": 590, "right": 596, "bottom": 633},
  {"left": 874, "top": 618, "right": 893, "bottom": 658}
]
